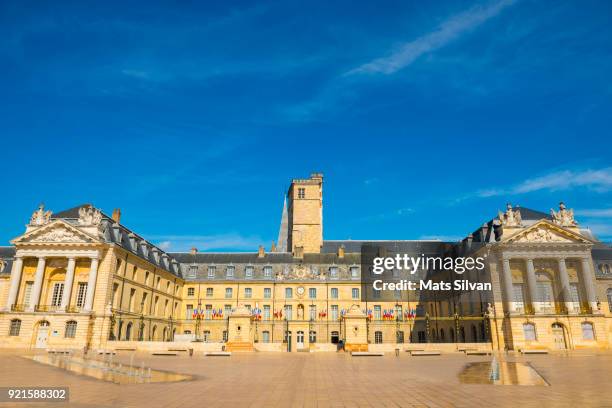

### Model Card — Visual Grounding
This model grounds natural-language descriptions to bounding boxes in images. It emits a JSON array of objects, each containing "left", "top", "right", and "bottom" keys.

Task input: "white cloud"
[
  {"left": 575, "top": 208, "right": 612, "bottom": 217},
  {"left": 346, "top": 0, "right": 516, "bottom": 75},
  {"left": 150, "top": 233, "right": 264, "bottom": 252},
  {"left": 475, "top": 167, "right": 612, "bottom": 198},
  {"left": 419, "top": 235, "right": 463, "bottom": 242}
]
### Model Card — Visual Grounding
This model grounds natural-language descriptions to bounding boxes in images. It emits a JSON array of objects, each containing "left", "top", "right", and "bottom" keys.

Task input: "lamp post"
[
  {"left": 395, "top": 302, "right": 401, "bottom": 343},
  {"left": 194, "top": 300, "right": 202, "bottom": 342},
  {"left": 169, "top": 316, "right": 174, "bottom": 342}
]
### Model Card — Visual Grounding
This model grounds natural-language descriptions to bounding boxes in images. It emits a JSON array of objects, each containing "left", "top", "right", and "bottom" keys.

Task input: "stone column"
[
  {"left": 581, "top": 258, "right": 599, "bottom": 313},
  {"left": 502, "top": 258, "right": 516, "bottom": 313},
  {"left": 83, "top": 257, "right": 99, "bottom": 312},
  {"left": 60, "top": 257, "right": 76, "bottom": 311},
  {"left": 525, "top": 258, "right": 539, "bottom": 314},
  {"left": 5, "top": 256, "right": 24, "bottom": 310},
  {"left": 557, "top": 258, "right": 574, "bottom": 313},
  {"left": 28, "top": 257, "right": 47, "bottom": 312}
]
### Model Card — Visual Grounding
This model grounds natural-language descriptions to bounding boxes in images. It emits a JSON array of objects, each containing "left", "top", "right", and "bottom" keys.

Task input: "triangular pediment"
[
  {"left": 505, "top": 220, "right": 592, "bottom": 244},
  {"left": 11, "top": 219, "right": 99, "bottom": 245}
]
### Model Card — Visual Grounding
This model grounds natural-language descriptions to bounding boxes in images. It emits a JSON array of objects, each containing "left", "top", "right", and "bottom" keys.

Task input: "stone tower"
[{"left": 287, "top": 173, "right": 323, "bottom": 254}]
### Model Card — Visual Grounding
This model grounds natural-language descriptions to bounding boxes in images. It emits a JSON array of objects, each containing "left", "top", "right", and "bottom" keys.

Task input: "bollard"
[
  {"left": 189, "top": 348, "right": 194, "bottom": 357},
  {"left": 395, "top": 348, "right": 400, "bottom": 357}
]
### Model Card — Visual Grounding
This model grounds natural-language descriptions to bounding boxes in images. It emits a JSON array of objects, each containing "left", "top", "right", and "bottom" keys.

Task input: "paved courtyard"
[{"left": 0, "top": 350, "right": 611, "bottom": 407}]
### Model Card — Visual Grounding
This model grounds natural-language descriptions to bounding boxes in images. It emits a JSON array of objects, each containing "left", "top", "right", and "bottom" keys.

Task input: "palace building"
[{"left": 1, "top": 173, "right": 611, "bottom": 353}]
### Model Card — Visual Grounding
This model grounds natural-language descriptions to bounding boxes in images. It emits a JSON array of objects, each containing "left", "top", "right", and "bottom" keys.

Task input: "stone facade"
[{"left": 0, "top": 178, "right": 611, "bottom": 354}]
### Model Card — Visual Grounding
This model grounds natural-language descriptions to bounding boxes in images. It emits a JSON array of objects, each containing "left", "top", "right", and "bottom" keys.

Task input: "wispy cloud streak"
[
  {"left": 475, "top": 167, "right": 612, "bottom": 198},
  {"left": 346, "top": 0, "right": 516, "bottom": 75}
]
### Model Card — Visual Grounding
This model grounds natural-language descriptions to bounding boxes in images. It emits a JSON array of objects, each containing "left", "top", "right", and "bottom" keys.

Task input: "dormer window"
[
  {"left": 329, "top": 266, "right": 339, "bottom": 279},
  {"left": 208, "top": 266, "right": 216, "bottom": 279},
  {"left": 226, "top": 265, "right": 235, "bottom": 278},
  {"left": 245, "top": 266, "right": 254, "bottom": 279},
  {"left": 263, "top": 266, "right": 272, "bottom": 278},
  {"left": 350, "top": 266, "right": 359, "bottom": 279},
  {"left": 189, "top": 265, "right": 197, "bottom": 278}
]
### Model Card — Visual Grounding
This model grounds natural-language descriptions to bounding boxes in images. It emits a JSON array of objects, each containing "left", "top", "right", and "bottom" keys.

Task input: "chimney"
[
  {"left": 112, "top": 208, "right": 121, "bottom": 223},
  {"left": 258, "top": 245, "right": 265, "bottom": 258},
  {"left": 338, "top": 244, "right": 345, "bottom": 259},
  {"left": 190, "top": 247, "right": 198, "bottom": 255}
]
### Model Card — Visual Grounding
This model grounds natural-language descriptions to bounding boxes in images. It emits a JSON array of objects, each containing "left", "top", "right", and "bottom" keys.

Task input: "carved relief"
[
  {"left": 551, "top": 202, "right": 577, "bottom": 227},
  {"left": 29, "top": 226, "right": 84, "bottom": 243},
  {"left": 78, "top": 205, "right": 103, "bottom": 226},
  {"left": 498, "top": 203, "right": 522, "bottom": 227},
  {"left": 29, "top": 204, "right": 52, "bottom": 226},
  {"left": 47, "top": 258, "right": 68, "bottom": 268},
  {"left": 513, "top": 227, "right": 572, "bottom": 243}
]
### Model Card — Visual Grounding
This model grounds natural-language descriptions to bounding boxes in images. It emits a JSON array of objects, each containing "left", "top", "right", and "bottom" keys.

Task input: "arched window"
[
  {"left": 396, "top": 331, "right": 404, "bottom": 344},
  {"left": 607, "top": 289, "right": 612, "bottom": 312},
  {"left": 65, "top": 321, "right": 77, "bottom": 338},
  {"left": 440, "top": 328, "right": 446, "bottom": 342},
  {"left": 460, "top": 327, "right": 465, "bottom": 342},
  {"left": 450, "top": 328, "right": 455, "bottom": 342},
  {"left": 523, "top": 323, "right": 536, "bottom": 341},
  {"left": 152, "top": 325, "right": 157, "bottom": 340},
  {"left": 471, "top": 325, "right": 477, "bottom": 342},
  {"left": 162, "top": 327, "right": 168, "bottom": 341},
  {"left": 9, "top": 319, "right": 21, "bottom": 336},
  {"left": 309, "top": 330, "right": 316, "bottom": 343},
  {"left": 581, "top": 322, "right": 595, "bottom": 340},
  {"left": 117, "top": 321, "right": 123, "bottom": 340},
  {"left": 374, "top": 331, "right": 383, "bottom": 344}
]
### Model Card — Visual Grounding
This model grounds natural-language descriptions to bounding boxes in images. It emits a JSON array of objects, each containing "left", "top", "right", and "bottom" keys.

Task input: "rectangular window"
[
  {"left": 285, "top": 288, "right": 293, "bottom": 298},
  {"left": 569, "top": 283, "right": 581, "bottom": 310},
  {"left": 224, "top": 304, "right": 232, "bottom": 316},
  {"left": 309, "top": 288, "right": 316, "bottom": 299},
  {"left": 245, "top": 266, "right": 254, "bottom": 279},
  {"left": 536, "top": 282, "right": 553, "bottom": 309},
  {"left": 187, "top": 287, "right": 195, "bottom": 296},
  {"left": 51, "top": 283, "right": 64, "bottom": 307},
  {"left": 329, "top": 267, "right": 338, "bottom": 279},
  {"left": 350, "top": 266, "right": 359, "bottom": 279},
  {"left": 23, "top": 281, "right": 33, "bottom": 305},
  {"left": 76, "top": 283, "right": 87, "bottom": 308},
  {"left": 309, "top": 305, "right": 316, "bottom": 320},
  {"left": 582, "top": 323, "right": 595, "bottom": 340},
  {"left": 226, "top": 266, "right": 235, "bottom": 278},
  {"left": 205, "top": 305, "right": 212, "bottom": 320},
  {"left": 523, "top": 323, "right": 536, "bottom": 341},
  {"left": 244, "top": 288, "right": 252, "bottom": 298},
  {"left": 186, "top": 304, "right": 193, "bottom": 320},
  {"left": 263, "top": 266, "right": 272, "bottom": 278},
  {"left": 225, "top": 288, "right": 233, "bottom": 298},
  {"left": 330, "top": 288, "right": 338, "bottom": 299},
  {"left": 331, "top": 305, "right": 338, "bottom": 320},
  {"left": 263, "top": 288, "right": 271, "bottom": 298},
  {"left": 351, "top": 288, "right": 359, "bottom": 299},
  {"left": 374, "top": 305, "right": 381, "bottom": 320},
  {"left": 512, "top": 283, "right": 525, "bottom": 311},
  {"left": 263, "top": 305, "right": 271, "bottom": 320},
  {"left": 297, "top": 188, "right": 305, "bottom": 199},
  {"left": 9, "top": 320, "right": 21, "bottom": 336},
  {"left": 206, "top": 287, "right": 213, "bottom": 297},
  {"left": 207, "top": 266, "right": 216, "bottom": 279},
  {"left": 188, "top": 265, "right": 197, "bottom": 278},
  {"left": 284, "top": 304, "right": 292, "bottom": 320},
  {"left": 262, "top": 331, "right": 270, "bottom": 343}
]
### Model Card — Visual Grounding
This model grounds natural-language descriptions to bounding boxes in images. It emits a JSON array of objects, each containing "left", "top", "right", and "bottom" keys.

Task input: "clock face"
[{"left": 296, "top": 286, "right": 305, "bottom": 296}]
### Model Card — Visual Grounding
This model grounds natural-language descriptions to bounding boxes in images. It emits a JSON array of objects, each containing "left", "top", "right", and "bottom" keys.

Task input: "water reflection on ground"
[
  {"left": 459, "top": 360, "right": 549, "bottom": 386},
  {"left": 25, "top": 354, "right": 193, "bottom": 385}
]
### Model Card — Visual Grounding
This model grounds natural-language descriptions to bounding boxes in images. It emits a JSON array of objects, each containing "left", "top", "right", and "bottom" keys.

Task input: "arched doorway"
[
  {"left": 125, "top": 322, "right": 132, "bottom": 341},
  {"left": 552, "top": 323, "right": 567, "bottom": 349},
  {"left": 34, "top": 320, "right": 50, "bottom": 349},
  {"left": 162, "top": 327, "right": 168, "bottom": 342}
]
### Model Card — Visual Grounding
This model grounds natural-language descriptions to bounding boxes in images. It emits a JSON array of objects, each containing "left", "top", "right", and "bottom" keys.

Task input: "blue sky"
[{"left": 0, "top": 0, "right": 611, "bottom": 250}]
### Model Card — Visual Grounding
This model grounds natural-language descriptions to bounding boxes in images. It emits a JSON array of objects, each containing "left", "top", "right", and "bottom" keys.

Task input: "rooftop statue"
[
  {"left": 29, "top": 204, "right": 52, "bottom": 226},
  {"left": 498, "top": 203, "right": 522, "bottom": 227},
  {"left": 78, "top": 205, "right": 103, "bottom": 226},
  {"left": 551, "top": 202, "right": 577, "bottom": 227}
]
